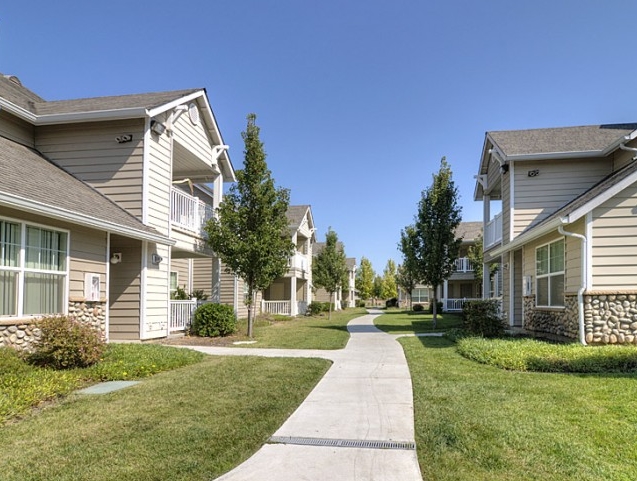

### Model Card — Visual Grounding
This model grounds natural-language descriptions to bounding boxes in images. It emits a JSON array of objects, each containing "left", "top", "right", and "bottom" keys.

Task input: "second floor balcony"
[
  {"left": 484, "top": 212, "right": 503, "bottom": 249},
  {"left": 170, "top": 187, "right": 214, "bottom": 237},
  {"left": 453, "top": 257, "right": 474, "bottom": 273}
]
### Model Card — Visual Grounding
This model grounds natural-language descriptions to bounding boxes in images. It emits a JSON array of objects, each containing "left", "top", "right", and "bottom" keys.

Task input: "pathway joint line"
[{"left": 269, "top": 435, "right": 416, "bottom": 451}]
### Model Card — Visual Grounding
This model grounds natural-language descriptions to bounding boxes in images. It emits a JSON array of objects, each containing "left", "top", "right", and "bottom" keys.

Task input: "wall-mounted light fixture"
[
  {"left": 528, "top": 169, "right": 539, "bottom": 177},
  {"left": 151, "top": 253, "right": 163, "bottom": 265},
  {"left": 500, "top": 163, "right": 509, "bottom": 174},
  {"left": 110, "top": 253, "right": 122, "bottom": 264},
  {"left": 150, "top": 119, "right": 166, "bottom": 136},
  {"left": 116, "top": 134, "right": 133, "bottom": 144}
]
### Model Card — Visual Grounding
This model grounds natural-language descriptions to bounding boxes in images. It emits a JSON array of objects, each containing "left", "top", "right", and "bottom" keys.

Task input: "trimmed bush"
[
  {"left": 355, "top": 300, "right": 366, "bottom": 308},
  {"left": 427, "top": 301, "right": 444, "bottom": 314},
  {"left": 191, "top": 303, "right": 237, "bottom": 337},
  {"left": 306, "top": 301, "right": 327, "bottom": 316},
  {"left": 28, "top": 316, "right": 105, "bottom": 370},
  {"left": 413, "top": 303, "right": 425, "bottom": 312},
  {"left": 462, "top": 299, "right": 505, "bottom": 337},
  {"left": 385, "top": 297, "right": 398, "bottom": 308}
]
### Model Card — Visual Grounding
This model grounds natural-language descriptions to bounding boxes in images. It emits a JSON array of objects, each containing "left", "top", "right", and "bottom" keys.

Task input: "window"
[
  {"left": 411, "top": 287, "right": 430, "bottom": 303},
  {"left": 535, "top": 239, "right": 564, "bottom": 307},
  {"left": 0, "top": 219, "right": 68, "bottom": 317},
  {"left": 170, "top": 271, "right": 178, "bottom": 297}
]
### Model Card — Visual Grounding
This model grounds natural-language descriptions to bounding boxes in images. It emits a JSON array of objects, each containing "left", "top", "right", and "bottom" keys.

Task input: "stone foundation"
[
  {"left": 584, "top": 293, "right": 637, "bottom": 345},
  {"left": 523, "top": 295, "right": 579, "bottom": 341},
  {"left": 0, "top": 299, "right": 107, "bottom": 351}
]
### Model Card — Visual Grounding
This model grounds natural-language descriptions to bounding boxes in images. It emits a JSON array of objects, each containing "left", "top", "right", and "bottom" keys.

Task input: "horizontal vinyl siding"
[
  {"left": 35, "top": 119, "right": 146, "bottom": 219},
  {"left": 592, "top": 182, "right": 637, "bottom": 289},
  {"left": 172, "top": 106, "right": 215, "bottom": 164},
  {"left": 0, "top": 110, "right": 34, "bottom": 146},
  {"left": 513, "top": 158, "right": 611, "bottom": 237},
  {"left": 109, "top": 236, "right": 141, "bottom": 340},
  {"left": 170, "top": 258, "right": 190, "bottom": 291},
  {"left": 502, "top": 171, "right": 510, "bottom": 245},
  {"left": 143, "top": 243, "right": 170, "bottom": 339},
  {"left": 192, "top": 257, "right": 214, "bottom": 297},
  {"left": 147, "top": 117, "right": 172, "bottom": 234}
]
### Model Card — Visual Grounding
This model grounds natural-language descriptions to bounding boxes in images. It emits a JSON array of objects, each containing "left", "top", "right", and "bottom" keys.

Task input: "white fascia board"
[
  {"left": 0, "top": 193, "right": 175, "bottom": 246},
  {"left": 488, "top": 217, "right": 563, "bottom": 257},
  {"left": 564, "top": 168, "right": 637, "bottom": 224},
  {"left": 35, "top": 107, "right": 148, "bottom": 125},
  {"left": 0, "top": 98, "right": 37, "bottom": 123},
  {"left": 505, "top": 150, "right": 605, "bottom": 162},
  {"left": 145, "top": 90, "right": 205, "bottom": 118},
  {"left": 198, "top": 94, "right": 236, "bottom": 182}
]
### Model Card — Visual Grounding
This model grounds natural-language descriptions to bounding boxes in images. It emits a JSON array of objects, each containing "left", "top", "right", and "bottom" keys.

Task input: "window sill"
[{"left": 534, "top": 306, "right": 565, "bottom": 311}]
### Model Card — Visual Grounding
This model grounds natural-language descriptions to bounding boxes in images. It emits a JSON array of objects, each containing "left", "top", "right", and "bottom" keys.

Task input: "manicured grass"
[
  {"left": 401, "top": 336, "right": 637, "bottom": 481},
  {"left": 0, "top": 354, "right": 331, "bottom": 481},
  {"left": 0, "top": 344, "right": 205, "bottom": 423},
  {"left": 373, "top": 309, "right": 463, "bottom": 334},
  {"left": 235, "top": 307, "right": 367, "bottom": 349},
  {"left": 455, "top": 336, "right": 637, "bottom": 373}
]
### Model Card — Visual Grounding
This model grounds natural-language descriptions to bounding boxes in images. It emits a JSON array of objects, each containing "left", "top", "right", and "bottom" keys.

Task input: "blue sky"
[{"left": 2, "top": 1, "right": 637, "bottom": 274}]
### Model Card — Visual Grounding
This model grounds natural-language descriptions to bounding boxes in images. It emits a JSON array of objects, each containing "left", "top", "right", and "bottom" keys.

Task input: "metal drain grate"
[{"left": 269, "top": 436, "right": 415, "bottom": 451}]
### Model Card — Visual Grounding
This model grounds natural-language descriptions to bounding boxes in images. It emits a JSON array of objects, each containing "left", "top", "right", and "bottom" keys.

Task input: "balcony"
[
  {"left": 484, "top": 212, "right": 503, "bottom": 249},
  {"left": 454, "top": 257, "right": 474, "bottom": 273},
  {"left": 289, "top": 252, "right": 308, "bottom": 274},
  {"left": 170, "top": 187, "right": 214, "bottom": 237}
]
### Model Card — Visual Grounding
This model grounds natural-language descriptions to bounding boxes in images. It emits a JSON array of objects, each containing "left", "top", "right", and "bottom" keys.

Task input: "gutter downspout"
[{"left": 558, "top": 223, "right": 587, "bottom": 345}]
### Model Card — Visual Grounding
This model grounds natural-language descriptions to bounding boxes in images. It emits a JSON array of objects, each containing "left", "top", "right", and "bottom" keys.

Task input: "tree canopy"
[
  {"left": 205, "top": 113, "right": 294, "bottom": 336},
  {"left": 312, "top": 228, "right": 348, "bottom": 318},
  {"left": 381, "top": 259, "right": 398, "bottom": 300},
  {"left": 397, "top": 225, "right": 420, "bottom": 308},
  {"left": 414, "top": 157, "right": 462, "bottom": 326},
  {"left": 355, "top": 257, "right": 375, "bottom": 301}
]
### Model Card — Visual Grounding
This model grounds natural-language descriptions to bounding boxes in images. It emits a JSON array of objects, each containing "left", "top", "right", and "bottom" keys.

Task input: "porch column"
[
  {"left": 443, "top": 279, "right": 449, "bottom": 312},
  {"left": 290, "top": 276, "right": 298, "bottom": 316},
  {"left": 483, "top": 263, "right": 490, "bottom": 299}
]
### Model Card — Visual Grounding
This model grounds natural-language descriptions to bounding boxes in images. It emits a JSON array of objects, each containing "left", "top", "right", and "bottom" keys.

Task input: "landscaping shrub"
[
  {"left": 427, "top": 301, "right": 444, "bottom": 314},
  {"left": 28, "top": 316, "right": 105, "bottom": 370},
  {"left": 385, "top": 297, "right": 398, "bottom": 308},
  {"left": 355, "top": 300, "right": 366, "bottom": 308},
  {"left": 412, "top": 303, "right": 424, "bottom": 312},
  {"left": 461, "top": 299, "right": 505, "bottom": 337},
  {"left": 191, "top": 303, "right": 237, "bottom": 337}
]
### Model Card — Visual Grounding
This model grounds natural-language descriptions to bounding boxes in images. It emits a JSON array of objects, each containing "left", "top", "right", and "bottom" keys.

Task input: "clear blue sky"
[{"left": 2, "top": 1, "right": 637, "bottom": 274}]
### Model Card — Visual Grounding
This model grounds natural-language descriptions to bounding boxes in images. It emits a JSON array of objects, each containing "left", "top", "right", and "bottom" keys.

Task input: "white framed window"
[
  {"left": 169, "top": 271, "right": 178, "bottom": 297},
  {"left": 0, "top": 218, "right": 69, "bottom": 317},
  {"left": 535, "top": 239, "right": 564, "bottom": 307},
  {"left": 411, "top": 287, "right": 430, "bottom": 303},
  {"left": 85, "top": 273, "right": 101, "bottom": 301}
]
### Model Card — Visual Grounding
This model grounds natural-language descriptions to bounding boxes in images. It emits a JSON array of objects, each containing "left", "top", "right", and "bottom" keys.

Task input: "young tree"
[
  {"left": 414, "top": 157, "right": 462, "bottom": 327},
  {"left": 312, "top": 228, "right": 348, "bottom": 319},
  {"left": 205, "top": 113, "right": 294, "bottom": 337},
  {"left": 356, "top": 257, "right": 375, "bottom": 301},
  {"left": 372, "top": 275, "right": 383, "bottom": 305},
  {"left": 397, "top": 225, "right": 420, "bottom": 309},
  {"left": 381, "top": 259, "right": 398, "bottom": 300}
]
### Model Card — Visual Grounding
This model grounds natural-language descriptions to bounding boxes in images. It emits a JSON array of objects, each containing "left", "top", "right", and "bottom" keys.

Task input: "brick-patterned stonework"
[{"left": 0, "top": 299, "right": 107, "bottom": 351}]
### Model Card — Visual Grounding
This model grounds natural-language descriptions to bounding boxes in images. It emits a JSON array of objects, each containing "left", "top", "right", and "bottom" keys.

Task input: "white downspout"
[{"left": 558, "top": 224, "right": 587, "bottom": 345}]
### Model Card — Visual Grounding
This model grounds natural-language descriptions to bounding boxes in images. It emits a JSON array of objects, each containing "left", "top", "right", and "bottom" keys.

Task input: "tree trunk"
[
  {"left": 329, "top": 291, "right": 333, "bottom": 320},
  {"left": 247, "top": 290, "right": 255, "bottom": 338},
  {"left": 432, "top": 284, "right": 438, "bottom": 329}
]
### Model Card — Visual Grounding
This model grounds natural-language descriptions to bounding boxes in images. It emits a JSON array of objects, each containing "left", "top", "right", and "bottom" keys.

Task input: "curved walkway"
[{"left": 187, "top": 310, "right": 423, "bottom": 481}]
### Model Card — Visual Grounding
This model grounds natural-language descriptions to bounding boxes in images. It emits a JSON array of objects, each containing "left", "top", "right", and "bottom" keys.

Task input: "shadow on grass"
[{"left": 415, "top": 335, "right": 455, "bottom": 349}]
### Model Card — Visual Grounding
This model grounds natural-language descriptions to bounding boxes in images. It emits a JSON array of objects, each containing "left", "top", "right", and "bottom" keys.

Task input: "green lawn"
[
  {"left": 373, "top": 309, "right": 463, "bottom": 334},
  {"left": 0, "top": 354, "right": 330, "bottom": 481},
  {"left": 234, "top": 307, "right": 367, "bottom": 349},
  {"left": 401, "top": 336, "right": 637, "bottom": 481}
]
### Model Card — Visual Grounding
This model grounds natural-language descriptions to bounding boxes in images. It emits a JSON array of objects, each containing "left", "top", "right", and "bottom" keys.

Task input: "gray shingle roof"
[
  {"left": 489, "top": 123, "right": 637, "bottom": 157},
  {"left": 0, "top": 74, "right": 44, "bottom": 112},
  {"left": 0, "top": 136, "right": 168, "bottom": 241},
  {"left": 286, "top": 205, "right": 311, "bottom": 229},
  {"left": 455, "top": 221, "right": 482, "bottom": 242}
]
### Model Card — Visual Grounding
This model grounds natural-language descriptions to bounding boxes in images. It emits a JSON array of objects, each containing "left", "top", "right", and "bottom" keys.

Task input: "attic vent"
[
  {"left": 3, "top": 75, "right": 22, "bottom": 86},
  {"left": 188, "top": 103, "right": 200, "bottom": 125}
]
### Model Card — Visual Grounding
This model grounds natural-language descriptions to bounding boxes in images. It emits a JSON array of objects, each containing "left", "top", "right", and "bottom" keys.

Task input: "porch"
[
  {"left": 261, "top": 300, "right": 308, "bottom": 316},
  {"left": 169, "top": 300, "right": 213, "bottom": 332},
  {"left": 170, "top": 187, "right": 214, "bottom": 237},
  {"left": 484, "top": 212, "right": 503, "bottom": 249}
]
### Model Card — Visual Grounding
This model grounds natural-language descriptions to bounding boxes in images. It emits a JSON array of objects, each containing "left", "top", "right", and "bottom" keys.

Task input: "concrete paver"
[{"left": 191, "top": 310, "right": 423, "bottom": 481}]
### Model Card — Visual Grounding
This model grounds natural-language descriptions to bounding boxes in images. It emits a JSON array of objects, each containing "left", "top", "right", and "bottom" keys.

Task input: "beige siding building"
[
  {"left": 475, "top": 122, "right": 637, "bottom": 344},
  {"left": 0, "top": 74, "right": 235, "bottom": 345}
]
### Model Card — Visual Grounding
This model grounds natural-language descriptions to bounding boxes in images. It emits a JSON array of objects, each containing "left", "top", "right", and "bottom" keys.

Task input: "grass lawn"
[
  {"left": 228, "top": 307, "right": 367, "bottom": 349},
  {"left": 0, "top": 354, "right": 330, "bottom": 481},
  {"left": 373, "top": 309, "right": 463, "bottom": 334},
  {"left": 401, "top": 336, "right": 637, "bottom": 481}
]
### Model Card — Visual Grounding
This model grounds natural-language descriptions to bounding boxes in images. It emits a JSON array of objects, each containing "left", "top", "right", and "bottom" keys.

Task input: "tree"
[
  {"left": 205, "top": 113, "right": 294, "bottom": 337},
  {"left": 312, "top": 228, "right": 348, "bottom": 319},
  {"left": 414, "top": 157, "right": 462, "bottom": 328},
  {"left": 397, "top": 225, "right": 420, "bottom": 309},
  {"left": 467, "top": 234, "right": 498, "bottom": 298},
  {"left": 381, "top": 259, "right": 398, "bottom": 300},
  {"left": 355, "top": 257, "right": 375, "bottom": 301},
  {"left": 372, "top": 275, "right": 383, "bottom": 304}
]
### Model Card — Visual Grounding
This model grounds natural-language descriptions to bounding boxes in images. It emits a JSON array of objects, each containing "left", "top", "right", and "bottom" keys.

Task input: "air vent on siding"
[{"left": 3, "top": 75, "right": 22, "bottom": 86}]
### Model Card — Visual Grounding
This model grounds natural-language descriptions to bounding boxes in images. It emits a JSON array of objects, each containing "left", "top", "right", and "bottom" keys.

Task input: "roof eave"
[
  {"left": 0, "top": 193, "right": 175, "bottom": 246},
  {"left": 34, "top": 107, "right": 149, "bottom": 125}
]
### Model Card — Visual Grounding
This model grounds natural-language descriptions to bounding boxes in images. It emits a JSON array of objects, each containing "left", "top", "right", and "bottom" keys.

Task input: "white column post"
[
  {"left": 290, "top": 276, "right": 298, "bottom": 316},
  {"left": 443, "top": 279, "right": 449, "bottom": 312}
]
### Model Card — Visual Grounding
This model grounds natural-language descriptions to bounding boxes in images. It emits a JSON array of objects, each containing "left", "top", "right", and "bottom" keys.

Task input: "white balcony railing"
[
  {"left": 289, "top": 252, "right": 308, "bottom": 272},
  {"left": 454, "top": 257, "right": 474, "bottom": 273},
  {"left": 445, "top": 298, "right": 481, "bottom": 312},
  {"left": 169, "top": 300, "right": 198, "bottom": 332},
  {"left": 170, "top": 187, "right": 214, "bottom": 236},
  {"left": 484, "top": 212, "right": 503, "bottom": 249},
  {"left": 262, "top": 300, "right": 291, "bottom": 316}
]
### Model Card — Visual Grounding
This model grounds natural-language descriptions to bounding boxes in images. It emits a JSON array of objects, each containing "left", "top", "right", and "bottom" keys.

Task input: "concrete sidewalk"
[{"left": 189, "top": 310, "right": 423, "bottom": 481}]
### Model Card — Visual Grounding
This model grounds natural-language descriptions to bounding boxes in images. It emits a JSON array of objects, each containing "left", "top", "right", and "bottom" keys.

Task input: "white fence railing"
[
  {"left": 262, "top": 300, "right": 291, "bottom": 316},
  {"left": 169, "top": 300, "right": 198, "bottom": 332},
  {"left": 445, "top": 298, "right": 481, "bottom": 312},
  {"left": 170, "top": 187, "right": 214, "bottom": 236},
  {"left": 454, "top": 257, "right": 474, "bottom": 273},
  {"left": 484, "top": 212, "right": 503, "bottom": 249}
]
